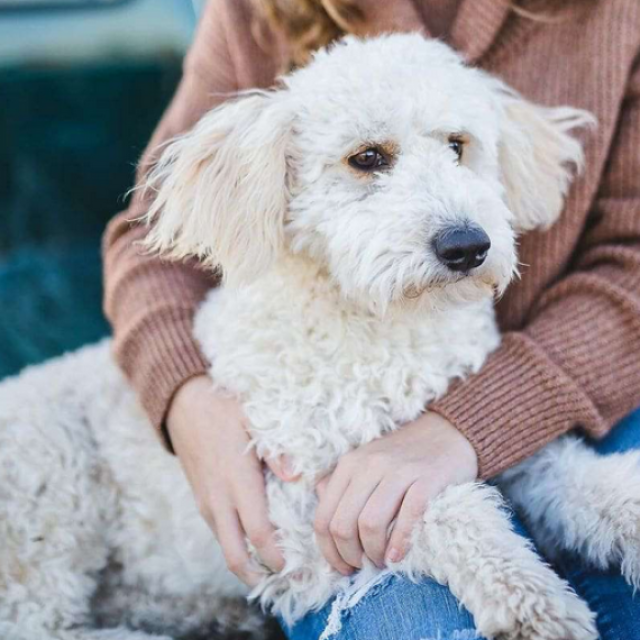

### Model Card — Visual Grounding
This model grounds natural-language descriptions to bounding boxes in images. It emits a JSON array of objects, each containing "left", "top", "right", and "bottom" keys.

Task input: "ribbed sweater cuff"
[
  {"left": 113, "top": 307, "right": 209, "bottom": 450},
  {"left": 430, "top": 332, "right": 605, "bottom": 480}
]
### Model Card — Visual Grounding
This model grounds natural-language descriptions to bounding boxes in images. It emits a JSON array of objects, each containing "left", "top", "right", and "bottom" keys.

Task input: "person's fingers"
[
  {"left": 265, "top": 454, "right": 300, "bottom": 482},
  {"left": 236, "top": 496, "right": 285, "bottom": 573},
  {"left": 194, "top": 490, "right": 219, "bottom": 537},
  {"left": 358, "top": 478, "right": 409, "bottom": 567},
  {"left": 316, "top": 475, "right": 330, "bottom": 500},
  {"left": 314, "top": 468, "right": 355, "bottom": 575},
  {"left": 385, "top": 482, "right": 428, "bottom": 565},
  {"left": 330, "top": 477, "right": 381, "bottom": 568},
  {"left": 214, "top": 505, "right": 263, "bottom": 587}
]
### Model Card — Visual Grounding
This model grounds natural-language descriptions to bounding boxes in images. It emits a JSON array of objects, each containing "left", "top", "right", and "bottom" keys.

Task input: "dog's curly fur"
[{"left": 1, "top": 35, "right": 637, "bottom": 640}]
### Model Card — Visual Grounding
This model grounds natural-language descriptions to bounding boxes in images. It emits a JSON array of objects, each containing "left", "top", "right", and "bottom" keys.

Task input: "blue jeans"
[{"left": 282, "top": 408, "right": 640, "bottom": 640}]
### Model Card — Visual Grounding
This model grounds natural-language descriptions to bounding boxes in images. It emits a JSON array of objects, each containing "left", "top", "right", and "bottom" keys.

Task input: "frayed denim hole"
[
  {"left": 353, "top": 571, "right": 395, "bottom": 606},
  {"left": 319, "top": 569, "right": 394, "bottom": 640}
]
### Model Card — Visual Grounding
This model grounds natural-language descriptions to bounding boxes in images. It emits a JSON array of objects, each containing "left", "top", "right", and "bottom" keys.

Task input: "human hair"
[
  {"left": 252, "top": 0, "right": 596, "bottom": 71},
  {"left": 252, "top": 0, "right": 365, "bottom": 70}
]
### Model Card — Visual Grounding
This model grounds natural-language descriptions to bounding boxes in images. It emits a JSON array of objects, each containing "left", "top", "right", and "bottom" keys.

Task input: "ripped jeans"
[{"left": 281, "top": 408, "right": 640, "bottom": 640}]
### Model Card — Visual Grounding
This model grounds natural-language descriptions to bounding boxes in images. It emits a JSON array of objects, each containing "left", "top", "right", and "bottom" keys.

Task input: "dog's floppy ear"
[
  {"left": 497, "top": 87, "right": 595, "bottom": 232},
  {"left": 142, "top": 90, "right": 291, "bottom": 285}
]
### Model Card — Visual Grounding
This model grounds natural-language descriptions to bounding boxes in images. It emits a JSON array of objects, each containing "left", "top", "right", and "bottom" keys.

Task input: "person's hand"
[
  {"left": 167, "top": 375, "right": 286, "bottom": 586},
  {"left": 312, "top": 412, "right": 478, "bottom": 574}
]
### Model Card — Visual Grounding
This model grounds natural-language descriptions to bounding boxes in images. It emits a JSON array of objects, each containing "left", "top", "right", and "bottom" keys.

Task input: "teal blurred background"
[{"left": 0, "top": 0, "right": 199, "bottom": 379}]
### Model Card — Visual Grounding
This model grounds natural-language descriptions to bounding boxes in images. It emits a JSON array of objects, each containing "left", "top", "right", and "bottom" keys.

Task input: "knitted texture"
[{"left": 103, "top": 0, "right": 640, "bottom": 478}]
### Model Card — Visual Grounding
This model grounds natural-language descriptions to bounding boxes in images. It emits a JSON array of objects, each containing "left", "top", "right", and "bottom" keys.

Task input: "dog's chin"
[{"left": 342, "top": 269, "right": 512, "bottom": 318}]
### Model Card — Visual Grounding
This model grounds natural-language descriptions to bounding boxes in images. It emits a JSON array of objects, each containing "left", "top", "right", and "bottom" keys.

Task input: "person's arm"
[
  {"left": 430, "top": 57, "right": 640, "bottom": 480},
  {"left": 312, "top": 57, "right": 640, "bottom": 573},
  {"left": 103, "top": 4, "right": 238, "bottom": 435},
  {"left": 103, "top": 0, "right": 285, "bottom": 583}
]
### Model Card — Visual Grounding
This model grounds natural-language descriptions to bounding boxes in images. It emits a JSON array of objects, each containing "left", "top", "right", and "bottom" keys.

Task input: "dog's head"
[{"left": 144, "top": 34, "right": 593, "bottom": 312}]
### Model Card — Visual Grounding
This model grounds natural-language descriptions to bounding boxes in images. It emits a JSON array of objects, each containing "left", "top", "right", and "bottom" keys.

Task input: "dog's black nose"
[{"left": 433, "top": 226, "right": 491, "bottom": 272}]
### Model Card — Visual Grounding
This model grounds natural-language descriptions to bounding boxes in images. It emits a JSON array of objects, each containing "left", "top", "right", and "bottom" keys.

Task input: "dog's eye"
[
  {"left": 448, "top": 137, "right": 464, "bottom": 162},
  {"left": 348, "top": 148, "right": 388, "bottom": 172}
]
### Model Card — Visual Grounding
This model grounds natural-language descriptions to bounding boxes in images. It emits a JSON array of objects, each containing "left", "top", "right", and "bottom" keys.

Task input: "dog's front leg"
[{"left": 395, "top": 482, "right": 597, "bottom": 640}]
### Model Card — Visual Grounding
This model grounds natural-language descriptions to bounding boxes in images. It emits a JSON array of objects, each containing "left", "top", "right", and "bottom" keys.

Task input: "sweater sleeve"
[
  {"left": 103, "top": 1, "right": 239, "bottom": 438},
  {"left": 431, "top": 58, "right": 640, "bottom": 479}
]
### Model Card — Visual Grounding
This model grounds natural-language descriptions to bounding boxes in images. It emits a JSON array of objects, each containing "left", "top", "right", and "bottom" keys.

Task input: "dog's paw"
[
  {"left": 474, "top": 571, "right": 597, "bottom": 640},
  {"left": 500, "top": 590, "right": 597, "bottom": 640}
]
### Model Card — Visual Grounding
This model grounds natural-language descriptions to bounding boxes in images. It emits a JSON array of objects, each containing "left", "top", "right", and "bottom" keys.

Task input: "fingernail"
[{"left": 385, "top": 548, "right": 401, "bottom": 564}]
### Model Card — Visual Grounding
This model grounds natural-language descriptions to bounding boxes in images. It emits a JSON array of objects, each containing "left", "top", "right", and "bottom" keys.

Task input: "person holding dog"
[{"left": 103, "top": 0, "right": 640, "bottom": 637}]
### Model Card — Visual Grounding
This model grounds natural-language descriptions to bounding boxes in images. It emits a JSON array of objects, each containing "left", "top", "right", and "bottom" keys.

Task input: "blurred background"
[{"left": 0, "top": 0, "right": 202, "bottom": 379}]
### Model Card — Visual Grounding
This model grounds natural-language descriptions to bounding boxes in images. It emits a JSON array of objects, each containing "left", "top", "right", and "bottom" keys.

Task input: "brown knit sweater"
[{"left": 103, "top": 0, "right": 640, "bottom": 479}]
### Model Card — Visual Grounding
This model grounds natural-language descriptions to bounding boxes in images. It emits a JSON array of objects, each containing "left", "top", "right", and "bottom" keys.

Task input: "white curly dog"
[{"left": 2, "top": 34, "right": 639, "bottom": 640}]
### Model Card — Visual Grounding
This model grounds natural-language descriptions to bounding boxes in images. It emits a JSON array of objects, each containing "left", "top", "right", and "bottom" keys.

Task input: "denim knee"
[{"left": 282, "top": 573, "right": 486, "bottom": 640}]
